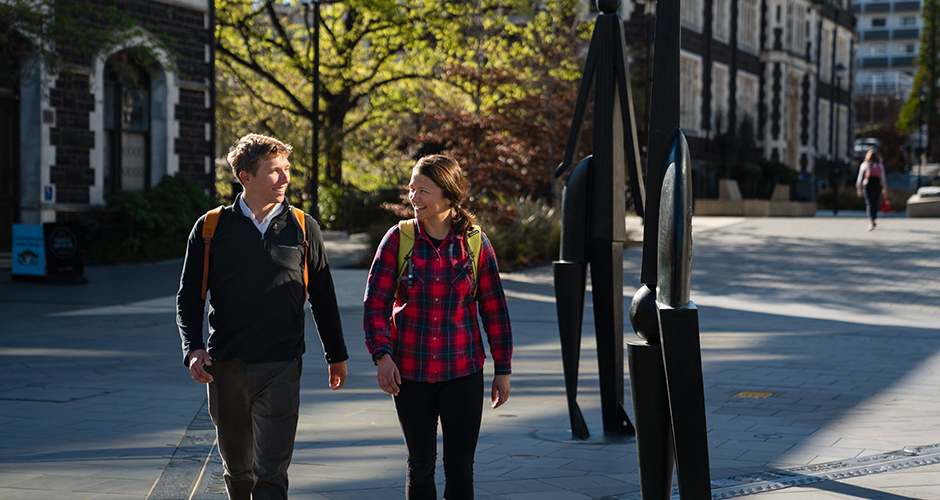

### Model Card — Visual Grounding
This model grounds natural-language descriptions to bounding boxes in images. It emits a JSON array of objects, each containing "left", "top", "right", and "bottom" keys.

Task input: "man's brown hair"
[{"left": 227, "top": 134, "right": 293, "bottom": 184}]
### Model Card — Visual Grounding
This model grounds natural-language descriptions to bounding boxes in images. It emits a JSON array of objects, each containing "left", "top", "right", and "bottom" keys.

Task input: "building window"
[
  {"left": 104, "top": 52, "right": 150, "bottom": 196},
  {"left": 901, "top": 43, "right": 917, "bottom": 54},
  {"left": 836, "top": 105, "right": 848, "bottom": 158},
  {"left": 836, "top": 35, "right": 850, "bottom": 89},
  {"left": 819, "top": 100, "right": 831, "bottom": 156},
  {"left": 872, "top": 18, "right": 886, "bottom": 27},
  {"left": 871, "top": 43, "right": 886, "bottom": 55},
  {"left": 680, "top": 52, "right": 702, "bottom": 133},
  {"left": 901, "top": 16, "right": 917, "bottom": 26},
  {"left": 792, "top": 0, "right": 806, "bottom": 54},
  {"left": 738, "top": 0, "right": 759, "bottom": 52},
  {"left": 714, "top": 0, "right": 730, "bottom": 41},
  {"left": 681, "top": 0, "right": 703, "bottom": 31},
  {"left": 736, "top": 72, "right": 759, "bottom": 133},
  {"left": 821, "top": 26, "right": 833, "bottom": 82},
  {"left": 712, "top": 63, "right": 729, "bottom": 133}
]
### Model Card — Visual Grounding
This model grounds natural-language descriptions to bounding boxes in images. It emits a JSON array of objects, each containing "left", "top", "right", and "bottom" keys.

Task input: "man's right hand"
[{"left": 188, "top": 349, "right": 214, "bottom": 384}]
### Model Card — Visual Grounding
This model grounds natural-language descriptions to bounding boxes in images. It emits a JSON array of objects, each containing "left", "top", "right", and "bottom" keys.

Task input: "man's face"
[{"left": 241, "top": 155, "right": 290, "bottom": 206}]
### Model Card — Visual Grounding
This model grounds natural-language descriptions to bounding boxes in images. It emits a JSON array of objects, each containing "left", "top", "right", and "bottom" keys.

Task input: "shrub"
[
  {"left": 815, "top": 186, "right": 868, "bottom": 211},
  {"left": 886, "top": 186, "right": 911, "bottom": 211},
  {"left": 723, "top": 159, "right": 798, "bottom": 199},
  {"left": 319, "top": 184, "right": 401, "bottom": 232},
  {"left": 91, "top": 175, "right": 218, "bottom": 263},
  {"left": 479, "top": 198, "right": 560, "bottom": 270},
  {"left": 358, "top": 197, "right": 562, "bottom": 271}
]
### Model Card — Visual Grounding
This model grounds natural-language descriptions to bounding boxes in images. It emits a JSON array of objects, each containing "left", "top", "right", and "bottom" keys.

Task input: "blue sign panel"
[{"left": 11, "top": 224, "right": 46, "bottom": 276}]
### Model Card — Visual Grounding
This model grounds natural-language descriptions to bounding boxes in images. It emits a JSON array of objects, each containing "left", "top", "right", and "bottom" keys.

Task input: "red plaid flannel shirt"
[{"left": 363, "top": 222, "right": 512, "bottom": 383}]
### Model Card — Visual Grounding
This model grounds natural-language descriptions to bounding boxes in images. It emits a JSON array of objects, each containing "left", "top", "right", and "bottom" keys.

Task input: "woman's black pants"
[
  {"left": 394, "top": 370, "right": 484, "bottom": 500},
  {"left": 864, "top": 178, "right": 883, "bottom": 222}
]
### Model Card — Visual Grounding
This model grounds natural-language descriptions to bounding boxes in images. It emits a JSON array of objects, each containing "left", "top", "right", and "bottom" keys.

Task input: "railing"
[
  {"left": 854, "top": 71, "right": 913, "bottom": 96},
  {"left": 850, "top": 0, "right": 921, "bottom": 11}
]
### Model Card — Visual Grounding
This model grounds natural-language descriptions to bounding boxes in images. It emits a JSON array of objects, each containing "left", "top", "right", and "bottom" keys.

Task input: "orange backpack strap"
[
  {"left": 201, "top": 206, "right": 223, "bottom": 300},
  {"left": 292, "top": 207, "right": 308, "bottom": 294}
]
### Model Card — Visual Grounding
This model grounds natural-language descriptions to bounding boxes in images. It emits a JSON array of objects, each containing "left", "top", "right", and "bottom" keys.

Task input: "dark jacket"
[{"left": 176, "top": 196, "right": 348, "bottom": 366}]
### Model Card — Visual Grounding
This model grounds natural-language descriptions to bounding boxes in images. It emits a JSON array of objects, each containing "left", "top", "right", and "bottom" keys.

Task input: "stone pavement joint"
[
  {"left": 146, "top": 399, "right": 216, "bottom": 500},
  {"left": 2, "top": 214, "right": 940, "bottom": 499},
  {"left": 605, "top": 443, "right": 940, "bottom": 500}
]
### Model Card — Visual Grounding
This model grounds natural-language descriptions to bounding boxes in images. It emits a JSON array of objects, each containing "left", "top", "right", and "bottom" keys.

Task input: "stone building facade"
[
  {"left": 619, "top": 0, "right": 857, "bottom": 200},
  {"left": 0, "top": 0, "right": 215, "bottom": 250}
]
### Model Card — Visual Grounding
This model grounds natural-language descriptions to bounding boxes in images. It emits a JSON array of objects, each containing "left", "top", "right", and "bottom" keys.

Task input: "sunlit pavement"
[{"left": 1, "top": 212, "right": 939, "bottom": 499}]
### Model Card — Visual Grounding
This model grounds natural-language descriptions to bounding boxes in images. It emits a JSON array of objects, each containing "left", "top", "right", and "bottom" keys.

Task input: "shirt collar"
[
  {"left": 237, "top": 194, "right": 285, "bottom": 233},
  {"left": 415, "top": 220, "right": 460, "bottom": 242}
]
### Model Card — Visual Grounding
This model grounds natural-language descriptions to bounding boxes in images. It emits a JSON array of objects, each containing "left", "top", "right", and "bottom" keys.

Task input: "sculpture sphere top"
[{"left": 597, "top": 0, "right": 622, "bottom": 13}]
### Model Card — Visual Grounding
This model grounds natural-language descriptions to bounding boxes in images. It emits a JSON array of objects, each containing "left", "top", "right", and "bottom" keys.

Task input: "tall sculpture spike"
[
  {"left": 553, "top": 0, "right": 644, "bottom": 439},
  {"left": 626, "top": 0, "right": 713, "bottom": 492}
]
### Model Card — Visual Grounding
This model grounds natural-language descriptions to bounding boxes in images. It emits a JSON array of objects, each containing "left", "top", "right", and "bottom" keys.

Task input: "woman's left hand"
[{"left": 490, "top": 374, "right": 510, "bottom": 409}]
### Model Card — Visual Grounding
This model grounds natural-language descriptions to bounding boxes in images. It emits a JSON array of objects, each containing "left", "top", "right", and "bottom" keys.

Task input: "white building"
[{"left": 852, "top": 0, "right": 921, "bottom": 128}]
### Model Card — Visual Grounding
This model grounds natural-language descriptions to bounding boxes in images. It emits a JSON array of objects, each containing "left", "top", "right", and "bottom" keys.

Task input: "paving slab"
[{"left": 1, "top": 213, "right": 939, "bottom": 499}]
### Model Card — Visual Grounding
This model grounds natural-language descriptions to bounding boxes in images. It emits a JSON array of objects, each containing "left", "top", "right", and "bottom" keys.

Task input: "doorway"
[{"left": 0, "top": 73, "right": 20, "bottom": 251}]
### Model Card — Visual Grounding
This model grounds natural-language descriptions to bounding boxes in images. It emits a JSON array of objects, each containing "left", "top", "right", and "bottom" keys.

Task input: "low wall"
[
  {"left": 907, "top": 194, "right": 940, "bottom": 217},
  {"left": 694, "top": 199, "right": 817, "bottom": 217}
]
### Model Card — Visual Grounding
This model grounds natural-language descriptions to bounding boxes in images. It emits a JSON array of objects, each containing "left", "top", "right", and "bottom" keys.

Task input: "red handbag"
[{"left": 881, "top": 199, "right": 891, "bottom": 213}]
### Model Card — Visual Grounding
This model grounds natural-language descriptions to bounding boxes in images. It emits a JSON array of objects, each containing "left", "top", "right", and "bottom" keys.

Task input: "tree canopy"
[
  {"left": 215, "top": 0, "right": 592, "bottom": 227},
  {"left": 897, "top": 0, "right": 939, "bottom": 161}
]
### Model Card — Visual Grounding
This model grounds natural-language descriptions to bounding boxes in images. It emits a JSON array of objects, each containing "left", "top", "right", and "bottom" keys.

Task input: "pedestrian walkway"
[{"left": 1, "top": 213, "right": 939, "bottom": 499}]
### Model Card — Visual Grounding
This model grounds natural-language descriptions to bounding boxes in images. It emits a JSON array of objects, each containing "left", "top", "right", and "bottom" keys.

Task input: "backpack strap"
[
  {"left": 292, "top": 207, "right": 308, "bottom": 295},
  {"left": 466, "top": 225, "right": 482, "bottom": 298},
  {"left": 395, "top": 220, "right": 417, "bottom": 299},
  {"left": 201, "top": 206, "right": 223, "bottom": 300},
  {"left": 395, "top": 219, "right": 484, "bottom": 299},
  {"left": 201, "top": 205, "right": 309, "bottom": 301}
]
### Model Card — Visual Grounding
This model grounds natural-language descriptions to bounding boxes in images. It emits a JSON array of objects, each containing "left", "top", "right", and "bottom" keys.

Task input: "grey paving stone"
[{"left": 4, "top": 217, "right": 940, "bottom": 499}]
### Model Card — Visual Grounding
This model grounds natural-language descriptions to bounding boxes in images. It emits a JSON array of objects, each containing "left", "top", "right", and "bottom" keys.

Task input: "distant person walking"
[
  {"left": 363, "top": 154, "right": 513, "bottom": 499},
  {"left": 856, "top": 150, "right": 888, "bottom": 231},
  {"left": 177, "top": 133, "right": 348, "bottom": 500}
]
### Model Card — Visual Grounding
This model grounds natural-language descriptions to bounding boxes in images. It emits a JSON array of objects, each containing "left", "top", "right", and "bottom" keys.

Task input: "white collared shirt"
[{"left": 239, "top": 197, "right": 284, "bottom": 235}]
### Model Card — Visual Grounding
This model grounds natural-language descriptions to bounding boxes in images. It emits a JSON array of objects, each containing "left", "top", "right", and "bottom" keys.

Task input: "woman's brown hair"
[
  {"left": 412, "top": 155, "right": 475, "bottom": 234},
  {"left": 864, "top": 149, "right": 881, "bottom": 164}
]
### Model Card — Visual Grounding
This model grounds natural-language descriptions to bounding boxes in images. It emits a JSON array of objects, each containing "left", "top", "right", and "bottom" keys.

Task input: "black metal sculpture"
[
  {"left": 553, "top": 0, "right": 645, "bottom": 439},
  {"left": 553, "top": 0, "right": 711, "bottom": 497},
  {"left": 626, "top": 0, "right": 712, "bottom": 496}
]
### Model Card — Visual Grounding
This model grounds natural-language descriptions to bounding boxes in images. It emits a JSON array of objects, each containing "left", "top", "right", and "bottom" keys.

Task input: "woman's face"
[{"left": 408, "top": 171, "right": 452, "bottom": 224}]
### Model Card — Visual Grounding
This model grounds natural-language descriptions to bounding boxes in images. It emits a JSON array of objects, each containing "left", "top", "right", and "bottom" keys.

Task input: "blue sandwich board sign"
[{"left": 11, "top": 224, "right": 46, "bottom": 276}]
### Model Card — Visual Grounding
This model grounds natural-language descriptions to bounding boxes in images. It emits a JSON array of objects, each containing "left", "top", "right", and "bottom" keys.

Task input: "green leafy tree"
[
  {"left": 414, "top": 0, "right": 591, "bottom": 222},
  {"left": 216, "top": 0, "right": 442, "bottom": 217},
  {"left": 897, "top": 0, "right": 939, "bottom": 161},
  {"left": 855, "top": 124, "right": 908, "bottom": 173}
]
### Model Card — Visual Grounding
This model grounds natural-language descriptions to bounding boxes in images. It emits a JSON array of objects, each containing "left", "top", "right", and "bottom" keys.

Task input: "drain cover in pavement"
[{"left": 603, "top": 443, "right": 940, "bottom": 499}]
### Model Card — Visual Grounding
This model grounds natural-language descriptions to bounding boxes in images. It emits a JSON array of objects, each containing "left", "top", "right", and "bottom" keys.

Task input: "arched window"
[{"left": 104, "top": 52, "right": 150, "bottom": 196}]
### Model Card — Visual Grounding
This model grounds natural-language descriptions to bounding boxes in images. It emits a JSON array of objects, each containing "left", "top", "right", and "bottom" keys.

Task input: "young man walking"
[{"left": 177, "top": 133, "right": 348, "bottom": 499}]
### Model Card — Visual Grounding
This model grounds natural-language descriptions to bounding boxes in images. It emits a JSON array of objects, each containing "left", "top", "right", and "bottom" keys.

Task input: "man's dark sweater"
[{"left": 176, "top": 197, "right": 348, "bottom": 366}]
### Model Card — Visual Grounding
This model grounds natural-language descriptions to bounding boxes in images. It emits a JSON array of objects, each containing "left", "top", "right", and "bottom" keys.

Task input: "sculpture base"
[{"left": 534, "top": 427, "right": 635, "bottom": 445}]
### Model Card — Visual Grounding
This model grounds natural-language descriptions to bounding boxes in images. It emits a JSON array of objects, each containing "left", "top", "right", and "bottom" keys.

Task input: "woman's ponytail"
[{"left": 452, "top": 205, "right": 475, "bottom": 234}]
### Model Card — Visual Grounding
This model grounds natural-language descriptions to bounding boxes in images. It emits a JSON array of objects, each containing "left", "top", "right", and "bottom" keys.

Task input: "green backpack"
[{"left": 396, "top": 219, "right": 483, "bottom": 298}]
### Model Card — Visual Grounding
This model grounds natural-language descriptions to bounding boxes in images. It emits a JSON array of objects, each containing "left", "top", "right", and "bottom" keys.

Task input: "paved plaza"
[{"left": 1, "top": 211, "right": 939, "bottom": 499}]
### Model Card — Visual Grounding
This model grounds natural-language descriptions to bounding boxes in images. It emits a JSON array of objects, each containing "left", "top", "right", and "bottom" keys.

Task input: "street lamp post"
[
  {"left": 918, "top": 88, "right": 926, "bottom": 190},
  {"left": 831, "top": 63, "right": 846, "bottom": 215},
  {"left": 303, "top": 0, "right": 321, "bottom": 220}
]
